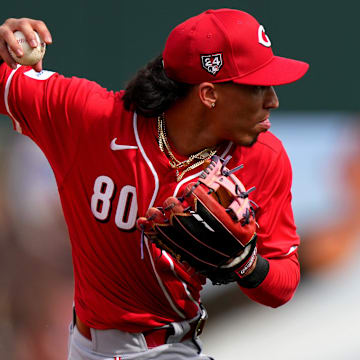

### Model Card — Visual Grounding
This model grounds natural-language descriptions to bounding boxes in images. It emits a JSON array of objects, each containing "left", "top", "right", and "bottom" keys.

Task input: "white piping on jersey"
[
  {"left": 284, "top": 245, "right": 298, "bottom": 256},
  {"left": 162, "top": 250, "right": 198, "bottom": 306},
  {"left": 133, "top": 112, "right": 187, "bottom": 319},
  {"left": 173, "top": 172, "right": 202, "bottom": 197},
  {"left": 133, "top": 113, "right": 159, "bottom": 208},
  {"left": 4, "top": 65, "right": 22, "bottom": 133},
  {"left": 221, "top": 141, "right": 234, "bottom": 156},
  {"left": 144, "top": 237, "right": 186, "bottom": 319}
]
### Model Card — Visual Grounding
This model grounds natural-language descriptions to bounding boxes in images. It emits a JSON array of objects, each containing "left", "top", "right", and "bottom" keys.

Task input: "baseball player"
[{"left": 0, "top": 9, "right": 309, "bottom": 360}]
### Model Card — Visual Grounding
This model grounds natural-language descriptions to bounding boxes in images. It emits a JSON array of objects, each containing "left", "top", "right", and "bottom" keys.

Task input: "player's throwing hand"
[{"left": 0, "top": 18, "right": 52, "bottom": 71}]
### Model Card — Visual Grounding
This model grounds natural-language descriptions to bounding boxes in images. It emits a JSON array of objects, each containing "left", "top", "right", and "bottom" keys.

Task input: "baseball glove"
[{"left": 136, "top": 155, "right": 258, "bottom": 285}]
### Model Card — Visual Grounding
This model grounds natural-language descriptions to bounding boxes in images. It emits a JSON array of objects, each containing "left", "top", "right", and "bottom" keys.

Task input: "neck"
[
  {"left": 157, "top": 112, "right": 218, "bottom": 181},
  {"left": 163, "top": 98, "right": 218, "bottom": 156}
]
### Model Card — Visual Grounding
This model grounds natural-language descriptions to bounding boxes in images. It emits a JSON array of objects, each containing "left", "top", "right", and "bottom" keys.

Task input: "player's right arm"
[
  {"left": 0, "top": 17, "right": 52, "bottom": 72},
  {"left": 0, "top": 17, "right": 117, "bottom": 185}
]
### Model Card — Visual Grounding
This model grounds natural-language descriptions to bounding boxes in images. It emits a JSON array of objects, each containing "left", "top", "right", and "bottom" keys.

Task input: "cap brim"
[{"left": 232, "top": 56, "right": 309, "bottom": 86}]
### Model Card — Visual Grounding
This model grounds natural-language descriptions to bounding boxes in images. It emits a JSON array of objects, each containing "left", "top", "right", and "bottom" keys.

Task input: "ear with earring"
[{"left": 211, "top": 102, "right": 216, "bottom": 109}]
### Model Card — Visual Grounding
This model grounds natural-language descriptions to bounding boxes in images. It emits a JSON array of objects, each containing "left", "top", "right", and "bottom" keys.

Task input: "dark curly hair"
[{"left": 123, "top": 55, "right": 192, "bottom": 118}]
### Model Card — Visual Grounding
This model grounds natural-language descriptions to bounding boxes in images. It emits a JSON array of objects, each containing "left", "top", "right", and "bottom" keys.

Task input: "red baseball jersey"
[{"left": 0, "top": 64, "right": 300, "bottom": 331}]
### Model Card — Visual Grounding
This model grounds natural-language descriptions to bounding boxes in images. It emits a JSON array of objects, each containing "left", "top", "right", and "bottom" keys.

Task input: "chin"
[{"left": 237, "top": 134, "right": 260, "bottom": 147}]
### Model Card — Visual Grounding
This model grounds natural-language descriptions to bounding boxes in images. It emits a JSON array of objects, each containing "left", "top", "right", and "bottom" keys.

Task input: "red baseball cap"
[{"left": 163, "top": 9, "right": 309, "bottom": 86}]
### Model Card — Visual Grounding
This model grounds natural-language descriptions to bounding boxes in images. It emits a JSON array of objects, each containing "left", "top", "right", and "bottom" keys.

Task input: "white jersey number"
[{"left": 91, "top": 176, "right": 138, "bottom": 230}]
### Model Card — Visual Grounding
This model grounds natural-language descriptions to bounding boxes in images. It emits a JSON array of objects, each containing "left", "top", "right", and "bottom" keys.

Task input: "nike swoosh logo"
[{"left": 110, "top": 138, "right": 138, "bottom": 151}]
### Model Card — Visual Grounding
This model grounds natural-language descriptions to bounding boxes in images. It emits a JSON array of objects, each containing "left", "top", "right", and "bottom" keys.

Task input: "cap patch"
[
  {"left": 258, "top": 25, "right": 271, "bottom": 47},
  {"left": 201, "top": 53, "right": 223, "bottom": 76}
]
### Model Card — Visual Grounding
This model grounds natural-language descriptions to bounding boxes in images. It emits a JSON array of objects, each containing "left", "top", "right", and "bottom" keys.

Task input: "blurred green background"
[{"left": 1, "top": 0, "right": 358, "bottom": 111}]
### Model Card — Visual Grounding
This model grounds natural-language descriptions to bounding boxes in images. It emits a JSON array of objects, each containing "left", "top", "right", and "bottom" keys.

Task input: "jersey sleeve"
[
  {"left": 238, "top": 136, "right": 300, "bottom": 307},
  {"left": 0, "top": 62, "right": 114, "bottom": 184}
]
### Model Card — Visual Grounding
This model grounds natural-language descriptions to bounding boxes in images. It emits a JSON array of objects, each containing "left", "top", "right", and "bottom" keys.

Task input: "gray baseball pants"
[{"left": 67, "top": 321, "right": 214, "bottom": 360}]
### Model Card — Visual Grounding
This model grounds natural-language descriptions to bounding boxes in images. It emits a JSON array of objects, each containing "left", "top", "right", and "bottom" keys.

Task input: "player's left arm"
[{"left": 237, "top": 144, "right": 300, "bottom": 308}]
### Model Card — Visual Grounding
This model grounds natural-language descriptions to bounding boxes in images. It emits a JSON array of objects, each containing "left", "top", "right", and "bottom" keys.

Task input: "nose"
[{"left": 264, "top": 86, "right": 279, "bottom": 109}]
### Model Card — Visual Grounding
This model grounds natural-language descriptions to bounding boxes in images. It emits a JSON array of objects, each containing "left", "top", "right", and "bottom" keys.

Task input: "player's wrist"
[
  {"left": 241, "top": 250, "right": 258, "bottom": 276},
  {"left": 236, "top": 254, "right": 269, "bottom": 288},
  {"left": 233, "top": 242, "right": 258, "bottom": 278}
]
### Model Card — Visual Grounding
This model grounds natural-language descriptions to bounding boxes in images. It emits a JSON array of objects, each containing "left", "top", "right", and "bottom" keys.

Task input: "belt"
[{"left": 75, "top": 312, "right": 206, "bottom": 349}]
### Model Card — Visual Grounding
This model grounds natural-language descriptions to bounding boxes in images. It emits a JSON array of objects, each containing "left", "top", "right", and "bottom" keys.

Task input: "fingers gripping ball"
[
  {"left": 8, "top": 31, "right": 46, "bottom": 66},
  {"left": 136, "top": 155, "right": 258, "bottom": 285}
]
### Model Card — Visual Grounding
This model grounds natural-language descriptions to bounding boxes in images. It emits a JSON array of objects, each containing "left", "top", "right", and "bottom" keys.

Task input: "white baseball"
[{"left": 8, "top": 31, "right": 46, "bottom": 66}]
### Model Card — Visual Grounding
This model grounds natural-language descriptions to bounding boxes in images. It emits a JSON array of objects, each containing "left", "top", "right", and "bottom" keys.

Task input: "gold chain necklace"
[{"left": 157, "top": 113, "right": 216, "bottom": 181}]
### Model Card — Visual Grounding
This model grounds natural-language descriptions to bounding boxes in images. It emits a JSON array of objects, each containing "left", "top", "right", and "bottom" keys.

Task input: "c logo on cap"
[{"left": 258, "top": 25, "right": 271, "bottom": 47}]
